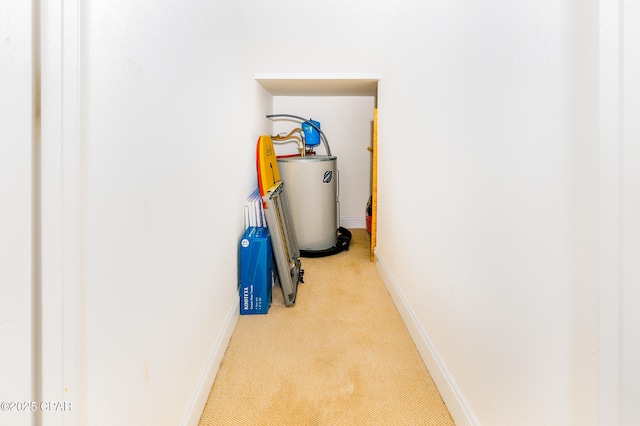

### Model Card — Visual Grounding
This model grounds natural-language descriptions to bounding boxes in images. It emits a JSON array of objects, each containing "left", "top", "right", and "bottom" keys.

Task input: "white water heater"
[{"left": 277, "top": 155, "right": 338, "bottom": 251}]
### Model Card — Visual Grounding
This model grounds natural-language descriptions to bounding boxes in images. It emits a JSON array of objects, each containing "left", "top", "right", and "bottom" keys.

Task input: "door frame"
[{"left": 39, "top": 1, "right": 80, "bottom": 424}]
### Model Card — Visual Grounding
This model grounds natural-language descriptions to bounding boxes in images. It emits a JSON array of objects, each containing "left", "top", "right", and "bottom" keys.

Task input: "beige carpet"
[{"left": 199, "top": 229, "right": 455, "bottom": 425}]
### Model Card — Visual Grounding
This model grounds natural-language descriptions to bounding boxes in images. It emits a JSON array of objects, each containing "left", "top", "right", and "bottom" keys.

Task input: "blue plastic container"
[
  {"left": 239, "top": 227, "right": 272, "bottom": 315},
  {"left": 302, "top": 119, "right": 321, "bottom": 147}
]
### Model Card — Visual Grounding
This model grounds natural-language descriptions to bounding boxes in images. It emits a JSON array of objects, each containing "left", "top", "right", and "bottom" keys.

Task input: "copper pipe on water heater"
[{"left": 266, "top": 113, "right": 332, "bottom": 156}]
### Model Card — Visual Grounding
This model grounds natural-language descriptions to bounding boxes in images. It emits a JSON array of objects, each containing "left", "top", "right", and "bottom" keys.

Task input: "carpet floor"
[{"left": 199, "top": 228, "right": 455, "bottom": 425}]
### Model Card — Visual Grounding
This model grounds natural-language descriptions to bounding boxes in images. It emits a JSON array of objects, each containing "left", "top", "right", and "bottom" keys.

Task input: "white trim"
[
  {"left": 374, "top": 251, "right": 479, "bottom": 426},
  {"left": 621, "top": 2, "right": 640, "bottom": 423},
  {"left": 40, "top": 0, "right": 64, "bottom": 421},
  {"left": 598, "top": 0, "right": 623, "bottom": 422},
  {"left": 181, "top": 298, "right": 239, "bottom": 426},
  {"left": 60, "top": 0, "right": 80, "bottom": 414},
  {"left": 39, "top": 0, "right": 80, "bottom": 424}
]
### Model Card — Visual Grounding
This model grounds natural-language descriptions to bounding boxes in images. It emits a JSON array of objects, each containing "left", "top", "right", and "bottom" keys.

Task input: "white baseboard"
[
  {"left": 340, "top": 216, "right": 366, "bottom": 229},
  {"left": 374, "top": 252, "right": 480, "bottom": 426},
  {"left": 181, "top": 297, "right": 239, "bottom": 426}
]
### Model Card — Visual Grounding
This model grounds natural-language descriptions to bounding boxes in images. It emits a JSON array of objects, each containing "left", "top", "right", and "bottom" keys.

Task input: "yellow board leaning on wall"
[
  {"left": 256, "top": 135, "right": 281, "bottom": 197},
  {"left": 371, "top": 108, "right": 378, "bottom": 262}
]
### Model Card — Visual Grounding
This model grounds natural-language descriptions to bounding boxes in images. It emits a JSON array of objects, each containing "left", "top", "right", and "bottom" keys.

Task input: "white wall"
[
  {"left": 75, "top": 1, "right": 271, "bottom": 424},
  {"left": 271, "top": 96, "right": 375, "bottom": 228},
  {"left": 247, "top": 0, "right": 601, "bottom": 425},
  {"left": 374, "top": 1, "right": 600, "bottom": 423}
]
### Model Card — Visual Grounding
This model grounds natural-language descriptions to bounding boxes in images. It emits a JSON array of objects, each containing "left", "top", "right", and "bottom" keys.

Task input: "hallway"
[{"left": 198, "top": 229, "right": 454, "bottom": 425}]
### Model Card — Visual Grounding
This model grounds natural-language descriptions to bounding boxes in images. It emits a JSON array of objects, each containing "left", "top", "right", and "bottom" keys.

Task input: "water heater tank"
[{"left": 277, "top": 156, "right": 338, "bottom": 251}]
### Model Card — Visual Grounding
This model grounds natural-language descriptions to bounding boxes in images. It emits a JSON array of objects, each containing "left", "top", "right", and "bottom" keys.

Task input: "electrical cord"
[{"left": 299, "top": 227, "right": 352, "bottom": 258}]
